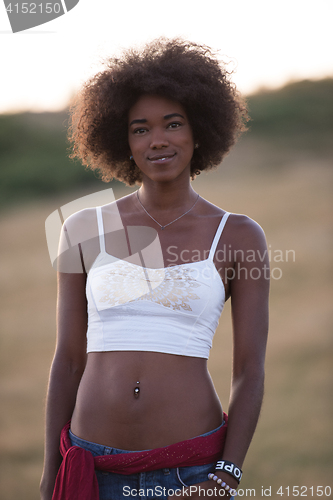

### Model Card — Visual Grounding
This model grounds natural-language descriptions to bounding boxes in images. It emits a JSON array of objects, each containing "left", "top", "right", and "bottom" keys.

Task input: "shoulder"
[
  {"left": 221, "top": 214, "right": 270, "bottom": 276},
  {"left": 198, "top": 198, "right": 267, "bottom": 249},
  {"left": 198, "top": 196, "right": 266, "bottom": 240},
  {"left": 226, "top": 213, "right": 267, "bottom": 249},
  {"left": 62, "top": 197, "right": 120, "bottom": 234},
  {"left": 214, "top": 212, "right": 268, "bottom": 270},
  {"left": 63, "top": 207, "right": 97, "bottom": 229},
  {"left": 60, "top": 207, "right": 99, "bottom": 246}
]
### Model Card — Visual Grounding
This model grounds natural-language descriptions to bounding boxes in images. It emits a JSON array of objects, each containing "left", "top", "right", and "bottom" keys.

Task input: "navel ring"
[{"left": 134, "top": 381, "right": 140, "bottom": 397}]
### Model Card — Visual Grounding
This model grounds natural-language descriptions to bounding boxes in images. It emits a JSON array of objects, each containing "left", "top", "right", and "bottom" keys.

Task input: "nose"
[{"left": 150, "top": 128, "right": 169, "bottom": 149}]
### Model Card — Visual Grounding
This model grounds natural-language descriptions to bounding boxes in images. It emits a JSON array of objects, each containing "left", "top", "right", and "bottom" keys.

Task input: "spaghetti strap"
[
  {"left": 96, "top": 207, "right": 106, "bottom": 253},
  {"left": 208, "top": 212, "right": 230, "bottom": 260}
]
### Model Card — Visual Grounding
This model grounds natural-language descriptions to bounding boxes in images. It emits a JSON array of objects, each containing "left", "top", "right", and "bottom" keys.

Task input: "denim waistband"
[{"left": 69, "top": 419, "right": 225, "bottom": 457}]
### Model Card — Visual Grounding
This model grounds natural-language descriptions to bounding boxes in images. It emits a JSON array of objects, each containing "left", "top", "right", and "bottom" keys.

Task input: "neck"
[{"left": 137, "top": 177, "right": 197, "bottom": 213}]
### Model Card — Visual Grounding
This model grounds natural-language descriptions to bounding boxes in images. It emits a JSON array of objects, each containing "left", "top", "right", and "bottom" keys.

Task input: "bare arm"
[
  {"left": 40, "top": 271, "right": 88, "bottom": 500},
  {"left": 216, "top": 216, "right": 270, "bottom": 492},
  {"left": 176, "top": 216, "right": 269, "bottom": 499}
]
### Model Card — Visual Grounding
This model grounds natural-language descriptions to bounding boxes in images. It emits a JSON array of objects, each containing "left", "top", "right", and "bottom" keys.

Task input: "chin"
[{"left": 144, "top": 165, "right": 191, "bottom": 183}]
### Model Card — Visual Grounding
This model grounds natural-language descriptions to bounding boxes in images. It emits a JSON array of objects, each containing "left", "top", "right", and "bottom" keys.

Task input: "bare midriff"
[{"left": 70, "top": 350, "right": 224, "bottom": 450}]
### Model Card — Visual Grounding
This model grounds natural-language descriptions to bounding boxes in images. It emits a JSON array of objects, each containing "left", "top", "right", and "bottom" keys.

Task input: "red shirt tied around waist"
[{"left": 52, "top": 414, "right": 228, "bottom": 500}]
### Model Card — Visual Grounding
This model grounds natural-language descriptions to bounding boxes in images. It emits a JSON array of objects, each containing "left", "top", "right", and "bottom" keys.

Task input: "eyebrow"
[{"left": 129, "top": 113, "right": 185, "bottom": 127}]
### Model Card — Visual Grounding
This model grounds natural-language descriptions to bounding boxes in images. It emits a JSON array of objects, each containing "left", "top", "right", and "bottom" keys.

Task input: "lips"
[{"left": 148, "top": 153, "right": 176, "bottom": 164}]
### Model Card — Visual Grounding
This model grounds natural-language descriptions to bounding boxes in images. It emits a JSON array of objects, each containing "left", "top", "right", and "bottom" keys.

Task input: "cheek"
[
  {"left": 128, "top": 133, "right": 135, "bottom": 151},
  {"left": 182, "top": 129, "right": 194, "bottom": 150},
  {"left": 185, "top": 138, "right": 195, "bottom": 155},
  {"left": 128, "top": 134, "right": 148, "bottom": 154},
  {"left": 128, "top": 137, "right": 140, "bottom": 156}
]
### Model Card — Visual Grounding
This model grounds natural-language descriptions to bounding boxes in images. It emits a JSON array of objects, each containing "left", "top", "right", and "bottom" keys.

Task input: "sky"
[{"left": 0, "top": 0, "right": 332, "bottom": 113}]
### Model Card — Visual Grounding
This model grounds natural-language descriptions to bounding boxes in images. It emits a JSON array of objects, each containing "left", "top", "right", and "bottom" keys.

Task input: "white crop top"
[{"left": 86, "top": 207, "right": 230, "bottom": 359}]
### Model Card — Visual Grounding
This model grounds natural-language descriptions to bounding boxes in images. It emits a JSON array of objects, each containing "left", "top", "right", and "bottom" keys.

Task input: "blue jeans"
[{"left": 69, "top": 422, "right": 233, "bottom": 499}]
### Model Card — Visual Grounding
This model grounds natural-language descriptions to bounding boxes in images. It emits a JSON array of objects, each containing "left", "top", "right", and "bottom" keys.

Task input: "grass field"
[{"left": 0, "top": 136, "right": 332, "bottom": 499}]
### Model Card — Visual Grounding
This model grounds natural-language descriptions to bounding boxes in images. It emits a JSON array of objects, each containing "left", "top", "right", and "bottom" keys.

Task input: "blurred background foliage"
[
  {"left": 1, "top": 77, "right": 332, "bottom": 210},
  {"left": 247, "top": 78, "right": 333, "bottom": 150}
]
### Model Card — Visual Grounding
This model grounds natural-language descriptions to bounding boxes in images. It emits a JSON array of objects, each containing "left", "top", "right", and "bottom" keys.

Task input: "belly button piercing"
[{"left": 134, "top": 381, "right": 140, "bottom": 397}]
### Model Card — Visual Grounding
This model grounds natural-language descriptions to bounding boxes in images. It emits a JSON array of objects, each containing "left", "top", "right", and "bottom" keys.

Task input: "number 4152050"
[
  {"left": 277, "top": 486, "right": 332, "bottom": 496},
  {"left": 6, "top": 3, "right": 62, "bottom": 14}
]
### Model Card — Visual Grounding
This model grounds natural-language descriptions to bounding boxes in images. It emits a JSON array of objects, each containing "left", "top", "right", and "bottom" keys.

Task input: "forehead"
[{"left": 128, "top": 95, "right": 187, "bottom": 122}]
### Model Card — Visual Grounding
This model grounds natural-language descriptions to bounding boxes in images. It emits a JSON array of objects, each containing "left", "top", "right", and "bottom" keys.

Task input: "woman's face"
[{"left": 128, "top": 95, "right": 195, "bottom": 184}]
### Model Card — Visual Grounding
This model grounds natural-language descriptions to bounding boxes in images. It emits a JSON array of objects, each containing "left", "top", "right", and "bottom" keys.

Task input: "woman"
[{"left": 40, "top": 38, "right": 269, "bottom": 500}]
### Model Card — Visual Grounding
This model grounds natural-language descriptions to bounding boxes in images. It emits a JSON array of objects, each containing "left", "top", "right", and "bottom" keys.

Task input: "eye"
[
  {"left": 168, "top": 122, "right": 182, "bottom": 129},
  {"left": 133, "top": 127, "right": 148, "bottom": 135}
]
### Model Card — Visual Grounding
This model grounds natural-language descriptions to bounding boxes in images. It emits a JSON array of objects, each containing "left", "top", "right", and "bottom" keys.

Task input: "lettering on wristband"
[{"left": 215, "top": 460, "right": 243, "bottom": 483}]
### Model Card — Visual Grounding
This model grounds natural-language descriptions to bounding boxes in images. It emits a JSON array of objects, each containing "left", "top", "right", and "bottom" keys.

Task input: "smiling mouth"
[
  {"left": 148, "top": 153, "right": 176, "bottom": 163},
  {"left": 148, "top": 153, "right": 176, "bottom": 161}
]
